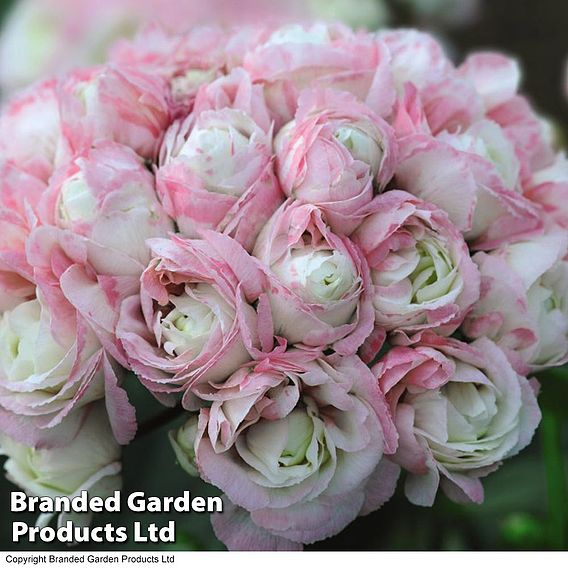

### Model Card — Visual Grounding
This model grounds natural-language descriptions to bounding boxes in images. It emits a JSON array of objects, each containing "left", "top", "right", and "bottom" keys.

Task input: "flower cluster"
[{"left": 1, "top": 21, "right": 565, "bottom": 551}]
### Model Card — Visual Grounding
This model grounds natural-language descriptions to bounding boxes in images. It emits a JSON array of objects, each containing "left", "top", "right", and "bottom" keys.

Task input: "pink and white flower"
[
  {"left": 0, "top": 16, "right": 561, "bottom": 552},
  {"left": 395, "top": 132, "right": 543, "bottom": 249},
  {"left": 243, "top": 22, "right": 396, "bottom": 126},
  {"left": 192, "top": 68, "right": 273, "bottom": 133},
  {"left": 29, "top": 141, "right": 173, "bottom": 362},
  {"left": 0, "top": 79, "right": 64, "bottom": 183},
  {"left": 374, "top": 334, "right": 540, "bottom": 506},
  {"left": 253, "top": 200, "right": 374, "bottom": 354},
  {"left": 1, "top": 402, "right": 121, "bottom": 527},
  {"left": 39, "top": 141, "right": 173, "bottom": 263},
  {"left": 275, "top": 88, "right": 397, "bottom": 234},
  {"left": 352, "top": 191, "right": 480, "bottom": 335},
  {"left": 0, "top": 287, "right": 135, "bottom": 447},
  {"left": 110, "top": 24, "right": 227, "bottom": 110},
  {"left": 58, "top": 65, "right": 171, "bottom": 161},
  {"left": 172, "top": 351, "right": 399, "bottom": 548},
  {"left": 463, "top": 232, "right": 568, "bottom": 372},
  {"left": 157, "top": 105, "right": 283, "bottom": 252},
  {"left": 117, "top": 233, "right": 268, "bottom": 401},
  {"left": 379, "top": 29, "right": 486, "bottom": 136}
]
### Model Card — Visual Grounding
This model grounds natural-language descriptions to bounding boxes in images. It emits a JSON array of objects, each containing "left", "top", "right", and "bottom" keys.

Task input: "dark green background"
[{"left": 0, "top": 0, "right": 567, "bottom": 552}]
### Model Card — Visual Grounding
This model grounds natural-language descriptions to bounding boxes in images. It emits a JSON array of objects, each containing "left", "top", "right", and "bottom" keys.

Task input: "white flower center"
[
  {"left": 171, "top": 69, "right": 217, "bottom": 100},
  {"left": 272, "top": 247, "right": 356, "bottom": 304},
  {"left": 410, "top": 363, "right": 499, "bottom": 447},
  {"left": 178, "top": 124, "right": 252, "bottom": 196},
  {"left": 74, "top": 79, "right": 100, "bottom": 114},
  {"left": 526, "top": 263, "right": 568, "bottom": 365},
  {"left": 57, "top": 172, "right": 97, "bottom": 224},
  {"left": 278, "top": 410, "right": 315, "bottom": 466},
  {"left": 373, "top": 236, "right": 457, "bottom": 305},
  {"left": 236, "top": 405, "right": 329, "bottom": 487},
  {"left": 442, "top": 381, "right": 498, "bottom": 443},
  {"left": 159, "top": 283, "right": 232, "bottom": 358},
  {"left": 1, "top": 404, "right": 119, "bottom": 496},
  {"left": 334, "top": 125, "right": 384, "bottom": 176},
  {"left": 0, "top": 300, "right": 67, "bottom": 384}
]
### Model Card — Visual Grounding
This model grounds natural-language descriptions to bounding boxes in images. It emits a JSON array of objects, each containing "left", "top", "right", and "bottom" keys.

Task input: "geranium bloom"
[
  {"left": 352, "top": 190, "right": 480, "bottom": 335},
  {"left": 243, "top": 22, "right": 396, "bottom": 126},
  {"left": 58, "top": 65, "right": 171, "bottom": 161},
  {"left": 29, "top": 141, "right": 173, "bottom": 362},
  {"left": 373, "top": 333, "right": 540, "bottom": 506},
  {"left": 464, "top": 232, "right": 568, "bottom": 373},
  {"left": 157, "top": 96, "right": 283, "bottom": 252},
  {"left": 0, "top": 79, "right": 64, "bottom": 183},
  {"left": 0, "top": 289, "right": 135, "bottom": 447},
  {"left": 275, "top": 88, "right": 397, "bottom": 234},
  {"left": 117, "top": 233, "right": 268, "bottom": 401},
  {"left": 0, "top": 402, "right": 121, "bottom": 527},
  {"left": 172, "top": 350, "right": 398, "bottom": 548},
  {"left": 253, "top": 200, "right": 374, "bottom": 354}
]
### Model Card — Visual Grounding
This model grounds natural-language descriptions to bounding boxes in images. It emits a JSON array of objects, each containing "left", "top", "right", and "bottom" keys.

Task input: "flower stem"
[
  {"left": 541, "top": 410, "right": 568, "bottom": 550},
  {"left": 136, "top": 405, "right": 185, "bottom": 439}
]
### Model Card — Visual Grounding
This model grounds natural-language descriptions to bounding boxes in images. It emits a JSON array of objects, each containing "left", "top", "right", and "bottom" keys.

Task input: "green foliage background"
[{"left": 0, "top": 0, "right": 566, "bottom": 552}]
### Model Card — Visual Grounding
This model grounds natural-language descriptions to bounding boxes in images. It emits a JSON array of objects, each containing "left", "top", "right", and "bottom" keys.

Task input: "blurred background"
[{"left": 0, "top": 0, "right": 566, "bottom": 552}]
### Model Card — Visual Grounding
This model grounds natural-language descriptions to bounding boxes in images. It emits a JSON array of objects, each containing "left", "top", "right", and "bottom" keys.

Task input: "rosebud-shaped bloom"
[
  {"left": 0, "top": 79, "right": 65, "bottom": 183},
  {"left": 40, "top": 141, "right": 173, "bottom": 265},
  {"left": 275, "top": 89, "right": 397, "bottom": 234},
  {"left": 458, "top": 52, "right": 555, "bottom": 181},
  {"left": 395, "top": 132, "right": 543, "bottom": 249},
  {"left": 29, "top": 142, "right": 173, "bottom": 362},
  {"left": 117, "top": 233, "right": 267, "bottom": 400},
  {"left": 463, "top": 232, "right": 568, "bottom": 372},
  {"left": 0, "top": 290, "right": 105, "bottom": 447},
  {"left": 253, "top": 201, "right": 374, "bottom": 354},
  {"left": 374, "top": 334, "right": 540, "bottom": 506},
  {"left": 173, "top": 351, "right": 399, "bottom": 548},
  {"left": 437, "top": 119, "right": 520, "bottom": 191},
  {"left": 110, "top": 24, "right": 227, "bottom": 111},
  {"left": 157, "top": 107, "right": 283, "bottom": 252},
  {"left": 58, "top": 65, "right": 171, "bottom": 160},
  {"left": 352, "top": 191, "right": 480, "bottom": 335},
  {"left": 170, "top": 414, "right": 199, "bottom": 477},
  {"left": 1, "top": 402, "right": 121, "bottom": 526},
  {"left": 381, "top": 30, "right": 485, "bottom": 136},
  {"left": 243, "top": 22, "right": 396, "bottom": 126}
]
